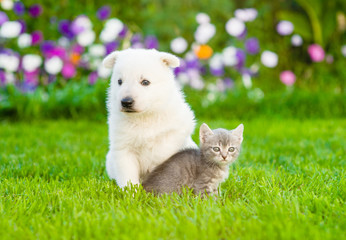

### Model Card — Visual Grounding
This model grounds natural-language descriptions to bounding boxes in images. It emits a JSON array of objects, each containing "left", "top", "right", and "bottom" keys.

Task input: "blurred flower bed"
[{"left": 0, "top": 0, "right": 344, "bottom": 119}]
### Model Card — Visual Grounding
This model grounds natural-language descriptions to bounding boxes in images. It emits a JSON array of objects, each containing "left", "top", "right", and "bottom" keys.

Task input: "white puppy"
[{"left": 103, "top": 48, "right": 196, "bottom": 188}]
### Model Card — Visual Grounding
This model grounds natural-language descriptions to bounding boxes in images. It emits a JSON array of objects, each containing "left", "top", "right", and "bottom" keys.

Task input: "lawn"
[{"left": 0, "top": 119, "right": 345, "bottom": 239}]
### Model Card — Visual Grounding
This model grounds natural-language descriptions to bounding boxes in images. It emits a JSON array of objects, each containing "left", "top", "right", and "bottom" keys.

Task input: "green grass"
[{"left": 0, "top": 119, "right": 345, "bottom": 239}]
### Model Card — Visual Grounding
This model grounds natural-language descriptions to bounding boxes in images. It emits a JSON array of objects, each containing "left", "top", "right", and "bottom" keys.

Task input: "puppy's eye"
[
  {"left": 212, "top": 147, "right": 220, "bottom": 152},
  {"left": 141, "top": 79, "right": 150, "bottom": 86},
  {"left": 228, "top": 147, "right": 235, "bottom": 152},
  {"left": 118, "top": 79, "right": 123, "bottom": 85}
]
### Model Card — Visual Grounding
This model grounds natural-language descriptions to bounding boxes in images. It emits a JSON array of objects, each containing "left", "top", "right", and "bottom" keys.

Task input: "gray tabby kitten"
[{"left": 142, "top": 123, "right": 244, "bottom": 195}]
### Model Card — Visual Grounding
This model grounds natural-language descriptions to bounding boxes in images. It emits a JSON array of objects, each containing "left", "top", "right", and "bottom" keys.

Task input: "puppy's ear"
[
  {"left": 102, "top": 51, "right": 120, "bottom": 69},
  {"left": 200, "top": 123, "right": 214, "bottom": 144},
  {"left": 160, "top": 52, "right": 180, "bottom": 68}
]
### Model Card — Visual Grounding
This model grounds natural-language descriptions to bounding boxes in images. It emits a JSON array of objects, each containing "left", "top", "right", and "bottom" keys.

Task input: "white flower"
[
  {"left": 77, "top": 29, "right": 95, "bottom": 46},
  {"left": 1, "top": 0, "right": 13, "bottom": 10},
  {"left": 242, "top": 74, "right": 252, "bottom": 89},
  {"left": 6, "top": 55, "right": 19, "bottom": 72},
  {"left": 209, "top": 53, "right": 223, "bottom": 69},
  {"left": 196, "top": 13, "right": 210, "bottom": 24},
  {"left": 250, "top": 63, "right": 260, "bottom": 74},
  {"left": 100, "top": 18, "right": 123, "bottom": 42},
  {"left": 247, "top": 88, "right": 264, "bottom": 102},
  {"left": 97, "top": 65, "right": 112, "bottom": 78},
  {"left": 22, "top": 54, "right": 42, "bottom": 72},
  {"left": 5, "top": 72, "right": 15, "bottom": 84},
  {"left": 341, "top": 45, "right": 346, "bottom": 57},
  {"left": 170, "top": 37, "right": 188, "bottom": 54},
  {"left": 276, "top": 20, "right": 294, "bottom": 36},
  {"left": 261, "top": 51, "right": 278, "bottom": 68},
  {"left": 89, "top": 44, "right": 106, "bottom": 57},
  {"left": 222, "top": 46, "right": 237, "bottom": 66},
  {"left": 44, "top": 57, "right": 63, "bottom": 75},
  {"left": 225, "top": 18, "right": 245, "bottom": 37},
  {"left": 0, "top": 21, "right": 21, "bottom": 38},
  {"left": 17, "top": 34, "right": 32, "bottom": 48},
  {"left": 58, "top": 37, "right": 70, "bottom": 47},
  {"left": 291, "top": 34, "right": 303, "bottom": 46},
  {"left": 0, "top": 54, "right": 19, "bottom": 72},
  {"left": 73, "top": 15, "right": 92, "bottom": 33},
  {"left": 177, "top": 73, "right": 189, "bottom": 85},
  {"left": 234, "top": 8, "right": 258, "bottom": 22},
  {"left": 187, "top": 69, "right": 204, "bottom": 89},
  {"left": 194, "top": 23, "right": 216, "bottom": 44}
]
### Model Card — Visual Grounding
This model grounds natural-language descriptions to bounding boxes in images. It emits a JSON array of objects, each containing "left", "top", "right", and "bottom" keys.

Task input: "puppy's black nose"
[{"left": 121, "top": 97, "right": 134, "bottom": 108}]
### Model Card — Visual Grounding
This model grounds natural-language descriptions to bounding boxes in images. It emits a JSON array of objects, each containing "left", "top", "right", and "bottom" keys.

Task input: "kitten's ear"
[
  {"left": 200, "top": 123, "right": 214, "bottom": 143},
  {"left": 102, "top": 51, "right": 120, "bottom": 69},
  {"left": 232, "top": 124, "right": 244, "bottom": 143}
]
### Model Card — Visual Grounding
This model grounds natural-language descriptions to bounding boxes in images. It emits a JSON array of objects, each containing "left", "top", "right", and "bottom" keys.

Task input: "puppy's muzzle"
[{"left": 121, "top": 97, "right": 135, "bottom": 110}]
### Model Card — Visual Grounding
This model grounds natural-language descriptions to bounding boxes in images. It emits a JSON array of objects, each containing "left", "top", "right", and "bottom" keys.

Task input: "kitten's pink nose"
[{"left": 222, "top": 155, "right": 227, "bottom": 160}]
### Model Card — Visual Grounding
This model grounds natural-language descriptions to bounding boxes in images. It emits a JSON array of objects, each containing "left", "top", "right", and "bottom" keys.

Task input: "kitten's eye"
[
  {"left": 212, "top": 147, "right": 220, "bottom": 152},
  {"left": 118, "top": 79, "right": 123, "bottom": 85},
  {"left": 141, "top": 79, "right": 150, "bottom": 86},
  {"left": 228, "top": 147, "right": 235, "bottom": 152}
]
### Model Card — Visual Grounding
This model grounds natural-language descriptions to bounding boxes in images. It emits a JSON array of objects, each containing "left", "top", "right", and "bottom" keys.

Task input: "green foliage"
[
  {"left": 0, "top": 119, "right": 345, "bottom": 239},
  {"left": 1, "top": 78, "right": 344, "bottom": 120},
  {"left": 0, "top": 79, "right": 108, "bottom": 120}
]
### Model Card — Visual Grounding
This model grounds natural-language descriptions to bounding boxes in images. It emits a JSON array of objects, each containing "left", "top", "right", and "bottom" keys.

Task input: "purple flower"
[
  {"left": 118, "top": 25, "right": 128, "bottom": 39},
  {"left": 31, "top": 31, "right": 43, "bottom": 45},
  {"left": 210, "top": 67, "right": 224, "bottom": 77},
  {"left": 97, "top": 6, "right": 111, "bottom": 20},
  {"left": 145, "top": 35, "right": 159, "bottom": 49},
  {"left": 240, "top": 68, "right": 255, "bottom": 76},
  {"left": 18, "top": 19, "right": 26, "bottom": 33},
  {"left": 0, "top": 70, "right": 6, "bottom": 85},
  {"left": 71, "top": 44, "right": 84, "bottom": 54},
  {"left": 174, "top": 59, "right": 187, "bottom": 76},
  {"left": 132, "top": 42, "right": 144, "bottom": 49},
  {"left": 186, "top": 58, "right": 200, "bottom": 70},
  {"left": 236, "top": 49, "right": 246, "bottom": 68},
  {"left": 131, "top": 34, "right": 142, "bottom": 44},
  {"left": 0, "top": 11, "right": 8, "bottom": 25},
  {"left": 223, "top": 77, "right": 234, "bottom": 89},
  {"left": 28, "top": 4, "right": 42, "bottom": 18},
  {"left": 23, "top": 70, "right": 40, "bottom": 91},
  {"left": 237, "top": 28, "right": 247, "bottom": 40},
  {"left": 48, "top": 75, "right": 56, "bottom": 84},
  {"left": 245, "top": 38, "right": 259, "bottom": 55},
  {"left": 40, "top": 41, "right": 55, "bottom": 56},
  {"left": 58, "top": 20, "right": 74, "bottom": 39},
  {"left": 105, "top": 41, "right": 118, "bottom": 54},
  {"left": 70, "top": 21, "right": 84, "bottom": 35},
  {"left": 47, "top": 46, "right": 67, "bottom": 59},
  {"left": 70, "top": 16, "right": 91, "bottom": 35},
  {"left": 13, "top": 2, "right": 25, "bottom": 16},
  {"left": 88, "top": 71, "right": 98, "bottom": 84}
]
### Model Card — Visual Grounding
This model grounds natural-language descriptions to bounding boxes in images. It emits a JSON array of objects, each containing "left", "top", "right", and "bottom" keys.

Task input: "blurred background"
[{"left": 0, "top": 0, "right": 345, "bottom": 120}]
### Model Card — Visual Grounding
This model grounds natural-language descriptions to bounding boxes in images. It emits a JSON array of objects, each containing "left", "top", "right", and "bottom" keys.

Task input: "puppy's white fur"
[{"left": 104, "top": 48, "right": 196, "bottom": 188}]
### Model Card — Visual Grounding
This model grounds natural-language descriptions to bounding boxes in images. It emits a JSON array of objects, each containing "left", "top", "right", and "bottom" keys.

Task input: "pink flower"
[
  {"left": 308, "top": 44, "right": 325, "bottom": 62},
  {"left": 31, "top": 31, "right": 43, "bottom": 45},
  {"left": 280, "top": 71, "right": 296, "bottom": 86},
  {"left": 62, "top": 62, "right": 76, "bottom": 79}
]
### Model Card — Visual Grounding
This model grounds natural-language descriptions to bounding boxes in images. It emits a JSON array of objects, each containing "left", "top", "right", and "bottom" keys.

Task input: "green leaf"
[{"left": 277, "top": 10, "right": 313, "bottom": 41}]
